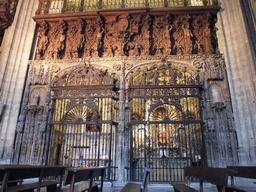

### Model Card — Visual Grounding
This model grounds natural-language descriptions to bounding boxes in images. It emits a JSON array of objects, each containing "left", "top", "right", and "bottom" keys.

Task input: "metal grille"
[
  {"left": 40, "top": 0, "right": 217, "bottom": 15},
  {"left": 49, "top": 88, "right": 117, "bottom": 181},
  {"left": 129, "top": 87, "right": 203, "bottom": 182},
  {"left": 128, "top": 67, "right": 203, "bottom": 182}
]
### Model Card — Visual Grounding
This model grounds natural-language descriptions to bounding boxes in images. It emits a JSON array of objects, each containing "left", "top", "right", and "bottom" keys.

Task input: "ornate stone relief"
[
  {"left": 15, "top": 54, "right": 237, "bottom": 167},
  {"left": 173, "top": 14, "right": 193, "bottom": 55},
  {"left": 35, "top": 12, "right": 218, "bottom": 60},
  {"left": 193, "top": 13, "right": 214, "bottom": 54}
]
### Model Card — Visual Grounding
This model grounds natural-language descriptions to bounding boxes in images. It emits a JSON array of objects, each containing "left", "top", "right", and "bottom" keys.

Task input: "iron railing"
[{"left": 36, "top": 0, "right": 218, "bottom": 14}]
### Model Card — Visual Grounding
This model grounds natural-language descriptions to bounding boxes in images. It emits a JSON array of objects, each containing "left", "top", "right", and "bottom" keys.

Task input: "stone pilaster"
[
  {"left": 217, "top": 0, "right": 256, "bottom": 165},
  {"left": 0, "top": 0, "right": 39, "bottom": 163}
]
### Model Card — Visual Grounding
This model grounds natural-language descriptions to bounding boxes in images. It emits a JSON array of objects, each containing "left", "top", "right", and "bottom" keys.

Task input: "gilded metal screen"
[
  {"left": 49, "top": 86, "right": 117, "bottom": 181},
  {"left": 128, "top": 66, "right": 203, "bottom": 182}
]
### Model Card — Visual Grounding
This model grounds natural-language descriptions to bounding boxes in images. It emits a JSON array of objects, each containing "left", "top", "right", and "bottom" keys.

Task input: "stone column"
[
  {"left": 115, "top": 62, "right": 126, "bottom": 183},
  {"left": 0, "top": 0, "right": 39, "bottom": 163},
  {"left": 217, "top": 0, "right": 256, "bottom": 165}
]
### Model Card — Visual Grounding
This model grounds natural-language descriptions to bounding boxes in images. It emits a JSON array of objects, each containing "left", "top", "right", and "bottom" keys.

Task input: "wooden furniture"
[
  {"left": 120, "top": 167, "right": 155, "bottom": 192},
  {"left": 0, "top": 165, "right": 66, "bottom": 192},
  {"left": 170, "top": 166, "right": 228, "bottom": 192},
  {"left": 60, "top": 166, "right": 106, "bottom": 192},
  {"left": 226, "top": 166, "right": 256, "bottom": 192}
]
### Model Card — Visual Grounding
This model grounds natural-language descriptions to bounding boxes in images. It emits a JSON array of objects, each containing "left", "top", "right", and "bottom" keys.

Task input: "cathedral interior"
[{"left": 0, "top": 0, "right": 255, "bottom": 184}]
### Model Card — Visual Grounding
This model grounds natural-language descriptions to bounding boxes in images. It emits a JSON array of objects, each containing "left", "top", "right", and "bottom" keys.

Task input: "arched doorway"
[
  {"left": 49, "top": 65, "right": 118, "bottom": 181},
  {"left": 128, "top": 63, "right": 203, "bottom": 182}
]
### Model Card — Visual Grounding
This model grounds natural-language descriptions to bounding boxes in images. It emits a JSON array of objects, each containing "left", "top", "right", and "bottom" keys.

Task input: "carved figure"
[
  {"left": 173, "top": 15, "right": 192, "bottom": 55},
  {"left": 139, "top": 26, "right": 150, "bottom": 56},
  {"left": 136, "top": 15, "right": 151, "bottom": 56},
  {"left": 36, "top": 20, "right": 49, "bottom": 60},
  {"left": 46, "top": 20, "right": 67, "bottom": 59},
  {"left": 153, "top": 16, "right": 172, "bottom": 55},
  {"left": 83, "top": 18, "right": 103, "bottom": 58},
  {"left": 193, "top": 13, "right": 214, "bottom": 54},
  {"left": 103, "top": 20, "right": 116, "bottom": 57},
  {"left": 65, "top": 18, "right": 85, "bottom": 59}
]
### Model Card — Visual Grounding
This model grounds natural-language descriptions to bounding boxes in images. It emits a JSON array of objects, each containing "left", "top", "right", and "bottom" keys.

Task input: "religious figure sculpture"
[
  {"left": 65, "top": 18, "right": 85, "bottom": 59},
  {"left": 36, "top": 20, "right": 49, "bottom": 60}
]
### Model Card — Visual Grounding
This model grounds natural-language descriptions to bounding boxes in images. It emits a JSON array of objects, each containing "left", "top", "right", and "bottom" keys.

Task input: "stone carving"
[
  {"left": 34, "top": 12, "right": 218, "bottom": 59},
  {"left": 173, "top": 14, "right": 192, "bottom": 55},
  {"left": 205, "top": 58, "right": 224, "bottom": 80},
  {"left": 138, "top": 15, "right": 151, "bottom": 56},
  {"left": 84, "top": 17, "right": 104, "bottom": 58},
  {"left": 115, "top": 14, "right": 129, "bottom": 56},
  {"left": 65, "top": 18, "right": 85, "bottom": 59},
  {"left": 52, "top": 65, "right": 115, "bottom": 87},
  {"left": 45, "top": 20, "right": 67, "bottom": 59},
  {"left": 127, "top": 15, "right": 140, "bottom": 56},
  {"left": 127, "top": 62, "right": 198, "bottom": 87},
  {"left": 153, "top": 15, "right": 172, "bottom": 55},
  {"left": 103, "top": 14, "right": 129, "bottom": 57},
  {"left": 29, "top": 64, "right": 60, "bottom": 85},
  {"left": 36, "top": 20, "right": 49, "bottom": 60},
  {"left": 193, "top": 13, "right": 214, "bottom": 54}
]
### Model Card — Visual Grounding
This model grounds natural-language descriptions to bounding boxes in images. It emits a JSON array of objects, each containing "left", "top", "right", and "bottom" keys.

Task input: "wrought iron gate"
[
  {"left": 49, "top": 70, "right": 118, "bottom": 181},
  {"left": 128, "top": 66, "right": 203, "bottom": 182}
]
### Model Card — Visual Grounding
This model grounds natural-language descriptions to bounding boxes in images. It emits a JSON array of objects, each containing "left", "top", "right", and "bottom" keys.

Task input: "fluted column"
[
  {"left": 217, "top": 0, "right": 256, "bottom": 165},
  {"left": 0, "top": 0, "right": 39, "bottom": 163}
]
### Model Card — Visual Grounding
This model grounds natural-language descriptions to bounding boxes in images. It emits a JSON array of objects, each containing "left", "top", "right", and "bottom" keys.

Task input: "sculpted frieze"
[{"left": 35, "top": 12, "right": 218, "bottom": 60}]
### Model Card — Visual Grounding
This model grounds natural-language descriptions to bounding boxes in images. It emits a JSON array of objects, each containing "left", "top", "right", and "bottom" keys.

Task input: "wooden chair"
[
  {"left": 59, "top": 167, "right": 106, "bottom": 192},
  {"left": 170, "top": 166, "right": 228, "bottom": 192},
  {"left": 0, "top": 165, "right": 66, "bottom": 192},
  {"left": 226, "top": 166, "right": 256, "bottom": 192},
  {"left": 120, "top": 167, "right": 155, "bottom": 192}
]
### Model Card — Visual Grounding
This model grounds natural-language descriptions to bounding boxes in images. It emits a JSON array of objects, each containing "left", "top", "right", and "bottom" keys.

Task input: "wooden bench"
[
  {"left": 226, "top": 166, "right": 256, "bottom": 192},
  {"left": 120, "top": 167, "right": 155, "bottom": 192},
  {"left": 0, "top": 165, "right": 66, "bottom": 192},
  {"left": 170, "top": 166, "right": 228, "bottom": 192},
  {"left": 59, "top": 166, "right": 106, "bottom": 192}
]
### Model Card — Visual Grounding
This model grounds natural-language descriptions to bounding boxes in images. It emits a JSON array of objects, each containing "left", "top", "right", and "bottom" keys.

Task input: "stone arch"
[
  {"left": 51, "top": 63, "right": 117, "bottom": 87},
  {"left": 125, "top": 60, "right": 199, "bottom": 87}
]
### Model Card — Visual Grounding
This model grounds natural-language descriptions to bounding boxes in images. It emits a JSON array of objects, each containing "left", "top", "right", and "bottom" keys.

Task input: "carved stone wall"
[
  {"left": 0, "top": 0, "right": 19, "bottom": 46},
  {"left": 13, "top": 55, "right": 237, "bottom": 172},
  {"left": 35, "top": 11, "right": 218, "bottom": 60}
]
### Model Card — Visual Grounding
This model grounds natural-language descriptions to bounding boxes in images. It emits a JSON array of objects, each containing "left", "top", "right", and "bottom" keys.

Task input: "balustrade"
[{"left": 36, "top": 0, "right": 218, "bottom": 14}]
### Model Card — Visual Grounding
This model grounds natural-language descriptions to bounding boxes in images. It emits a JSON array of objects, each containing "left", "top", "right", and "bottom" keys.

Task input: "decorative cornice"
[{"left": 29, "top": 54, "right": 223, "bottom": 65}]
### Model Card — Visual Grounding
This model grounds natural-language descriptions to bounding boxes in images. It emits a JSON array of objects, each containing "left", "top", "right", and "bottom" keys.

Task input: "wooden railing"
[{"left": 36, "top": 0, "right": 218, "bottom": 14}]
